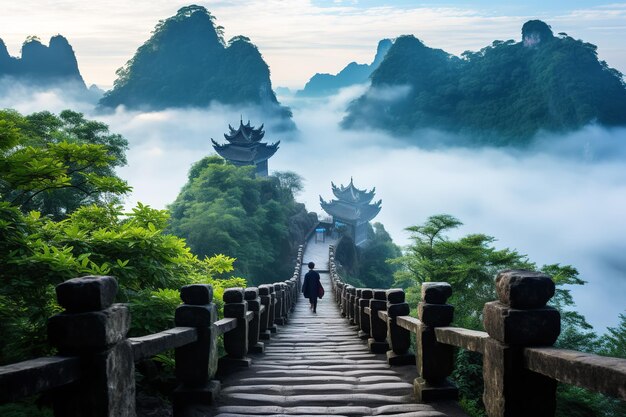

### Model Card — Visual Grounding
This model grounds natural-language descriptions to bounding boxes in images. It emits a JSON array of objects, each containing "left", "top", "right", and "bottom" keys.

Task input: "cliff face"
[
  {"left": 0, "top": 35, "right": 86, "bottom": 88},
  {"left": 297, "top": 39, "right": 393, "bottom": 97},
  {"left": 342, "top": 21, "right": 626, "bottom": 145},
  {"left": 99, "top": 6, "right": 293, "bottom": 127}
]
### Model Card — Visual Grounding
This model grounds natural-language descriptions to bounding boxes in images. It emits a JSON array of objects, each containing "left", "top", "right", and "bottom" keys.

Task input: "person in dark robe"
[{"left": 302, "top": 261, "right": 321, "bottom": 313}]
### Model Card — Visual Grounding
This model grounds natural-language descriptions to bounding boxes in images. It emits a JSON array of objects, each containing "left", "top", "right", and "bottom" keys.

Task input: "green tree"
[
  {"left": 392, "top": 214, "right": 531, "bottom": 330},
  {"left": 0, "top": 109, "right": 130, "bottom": 219},
  {"left": 337, "top": 222, "right": 402, "bottom": 289},
  {"left": 392, "top": 214, "right": 621, "bottom": 417},
  {"left": 168, "top": 157, "right": 314, "bottom": 284},
  {"left": 601, "top": 313, "right": 626, "bottom": 358}
]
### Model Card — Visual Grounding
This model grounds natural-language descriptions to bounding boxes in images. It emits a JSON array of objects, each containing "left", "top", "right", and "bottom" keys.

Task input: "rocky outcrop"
[
  {"left": 0, "top": 35, "right": 86, "bottom": 88},
  {"left": 297, "top": 39, "right": 393, "bottom": 97},
  {"left": 99, "top": 5, "right": 293, "bottom": 128}
]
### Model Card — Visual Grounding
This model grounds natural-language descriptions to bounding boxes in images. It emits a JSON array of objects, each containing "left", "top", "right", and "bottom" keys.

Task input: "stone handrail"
[
  {"left": 0, "top": 244, "right": 306, "bottom": 417},
  {"left": 327, "top": 244, "right": 626, "bottom": 417},
  {"left": 0, "top": 356, "right": 81, "bottom": 403},
  {"left": 214, "top": 318, "right": 238, "bottom": 335},
  {"left": 129, "top": 327, "right": 198, "bottom": 362},
  {"left": 524, "top": 347, "right": 626, "bottom": 400}
]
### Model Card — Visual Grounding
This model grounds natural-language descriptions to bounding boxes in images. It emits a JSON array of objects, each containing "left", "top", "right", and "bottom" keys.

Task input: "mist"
[{"left": 1, "top": 82, "right": 624, "bottom": 333}]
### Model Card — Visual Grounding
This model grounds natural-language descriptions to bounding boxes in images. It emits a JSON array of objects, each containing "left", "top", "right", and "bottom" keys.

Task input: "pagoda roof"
[
  {"left": 223, "top": 119, "right": 265, "bottom": 144},
  {"left": 320, "top": 197, "right": 381, "bottom": 223},
  {"left": 211, "top": 139, "right": 279, "bottom": 165},
  {"left": 331, "top": 178, "right": 376, "bottom": 205}
]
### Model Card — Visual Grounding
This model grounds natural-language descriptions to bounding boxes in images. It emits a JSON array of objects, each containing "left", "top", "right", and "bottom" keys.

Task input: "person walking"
[{"left": 302, "top": 261, "right": 321, "bottom": 313}]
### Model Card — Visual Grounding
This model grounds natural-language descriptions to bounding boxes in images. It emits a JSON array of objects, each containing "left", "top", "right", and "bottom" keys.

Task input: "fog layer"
[{"left": 1, "top": 83, "right": 624, "bottom": 332}]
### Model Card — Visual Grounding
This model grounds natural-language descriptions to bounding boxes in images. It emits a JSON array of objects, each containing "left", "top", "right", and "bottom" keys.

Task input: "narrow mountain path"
[{"left": 206, "top": 235, "right": 466, "bottom": 417}]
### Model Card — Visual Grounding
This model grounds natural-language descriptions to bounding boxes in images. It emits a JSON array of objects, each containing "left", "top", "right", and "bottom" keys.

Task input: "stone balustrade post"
[
  {"left": 47, "top": 276, "right": 136, "bottom": 417},
  {"left": 274, "top": 283, "right": 286, "bottom": 325},
  {"left": 245, "top": 287, "right": 264, "bottom": 354},
  {"left": 415, "top": 282, "right": 457, "bottom": 402},
  {"left": 289, "top": 278, "right": 297, "bottom": 311},
  {"left": 368, "top": 289, "right": 390, "bottom": 353},
  {"left": 347, "top": 286, "right": 356, "bottom": 324},
  {"left": 258, "top": 285, "right": 272, "bottom": 340},
  {"left": 268, "top": 286, "right": 278, "bottom": 333},
  {"left": 173, "top": 284, "right": 220, "bottom": 408},
  {"left": 482, "top": 270, "right": 560, "bottom": 417},
  {"left": 281, "top": 282, "right": 289, "bottom": 318},
  {"left": 284, "top": 283, "right": 291, "bottom": 320},
  {"left": 385, "top": 289, "right": 415, "bottom": 366},
  {"left": 284, "top": 280, "right": 293, "bottom": 314},
  {"left": 218, "top": 288, "right": 251, "bottom": 371},
  {"left": 358, "top": 289, "right": 373, "bottom": 340},
  {"left": 354, "top": 289, "right": 362, "bottom": 329},
  {"left": 336, "top": 282, "right": 344, "bottom": 306},
  {"left": 275, "top": 283, "right": 282, "bottom": 323},
  {"left": 342, "top": 285, "right": 350, "bottom": 317}
]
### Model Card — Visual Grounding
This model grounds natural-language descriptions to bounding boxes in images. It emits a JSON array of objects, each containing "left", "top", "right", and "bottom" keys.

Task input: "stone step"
[
  {"left": 253, "top": 369, "right": 398, "bottom": 377},
  {"left": 261, "top": 348, "right": 368, "bottom": 352},
  {"left": 221, "top": 382, "right": 414, "bottom": 395},
  {"left": 215, "top": 404, "right": 440, "bottom": 416},
  {"left": 252, "top": 363, "right": 392, "bottom": 371},
  {"left": 256, "top": 359, "right": 384, "bottom": 366},
  {"left": 260, "top": 354, "right": 376, "bottom": 360},
  {"left": 269, "top": 337, "right": 364, "bottom": 347},
  {"left": 237, "top": 375, "right": 404, "bottom": 384},
  {"left": 217, "top": 393, "right": 415, "bottom": 407}
]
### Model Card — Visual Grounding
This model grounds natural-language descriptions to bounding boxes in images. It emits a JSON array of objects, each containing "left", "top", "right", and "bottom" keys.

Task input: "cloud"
[{"left": 1, "top": 81, "right": 624, "bottom": 334}]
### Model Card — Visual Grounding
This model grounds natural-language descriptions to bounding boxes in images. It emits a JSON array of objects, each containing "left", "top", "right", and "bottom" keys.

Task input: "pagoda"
[
  {"left": 320, "top": 178, "right": 382, "bottom": 246},
  {"left": 211, "top": 119, "right": 279, "bottom": 176}
]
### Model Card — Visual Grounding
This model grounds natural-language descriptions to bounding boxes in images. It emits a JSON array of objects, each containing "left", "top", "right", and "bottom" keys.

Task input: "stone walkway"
[{"left": 206, "top": 237, "right": 467, "bottom": 417}]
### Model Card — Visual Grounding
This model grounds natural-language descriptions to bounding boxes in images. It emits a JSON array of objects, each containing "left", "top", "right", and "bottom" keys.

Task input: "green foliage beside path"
[
  {"left": 0, "top": 110, "right": 245, "bottom": 368},
  {"left": 335, "top": 222, "right": 402, "bottom": 289},
  {"left": 392, "top": 214, "right": 626, "bottom": 417},
  {"left": 168, "top": 156, "right": 316, "bottom": 286}
]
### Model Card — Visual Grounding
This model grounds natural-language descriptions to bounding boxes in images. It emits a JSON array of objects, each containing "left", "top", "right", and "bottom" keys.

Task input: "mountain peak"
[
  {"left": 0, "top": 35, "right": 85, "bottom": 88},
  {"left": 522, "top": 20, "right": 554, "bottom": 47},
  {"left": 0, "top": 38, "right": 9, "bottom": 60},
  {"left": 372, "top": 39, "right": 393, "bottom": 67},
  {"left": 99, "top": 6, "right": 293, "bottom": 128},
  {"left": 297, "top": 38, "right": 394, "bottom": 97}
]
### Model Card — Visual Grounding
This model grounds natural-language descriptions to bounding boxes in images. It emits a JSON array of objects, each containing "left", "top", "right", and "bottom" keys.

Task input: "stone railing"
[
  {"left": 0, "top": 245, "right": 305, "bottom": 417},
  {"left": 328, "top": 245, "right": 626, "bottom": 417}
]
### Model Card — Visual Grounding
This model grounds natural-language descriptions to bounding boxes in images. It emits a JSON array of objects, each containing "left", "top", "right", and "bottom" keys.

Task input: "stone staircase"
[{"left": 209, "top": 240, "right": 462, "bottom": 417}]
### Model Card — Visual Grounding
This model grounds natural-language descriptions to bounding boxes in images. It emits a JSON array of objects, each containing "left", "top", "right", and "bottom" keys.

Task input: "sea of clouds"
[{"left": 1, "top": 82, "right": 624, "bottom": 333}]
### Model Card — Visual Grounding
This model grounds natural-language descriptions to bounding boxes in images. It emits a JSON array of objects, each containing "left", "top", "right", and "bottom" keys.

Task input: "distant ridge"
[
  {"left": 342, "top": 20, "right": 626, "bottom": 145},
  {"left": 297, "top": 39, "right": 393, "bottom": 97},
  {"left": 0, "top": 35, "right": 86, "bottom": 89},
  {"left": 99, "top": 5, "right": 294, "bottom": 129}
]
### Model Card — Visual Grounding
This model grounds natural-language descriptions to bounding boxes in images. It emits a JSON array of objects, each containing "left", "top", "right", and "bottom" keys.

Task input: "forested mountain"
[
  {"left": 342, "top": 20, "right": 626, "bottom": 145},
  {"left": 99, "top": 5, "right": 293, "bottom": 128},
  {"left": 297, "top": 39, "right": 393, "bottom": 97},
  {"left": 0, "top": 35, "right": 86, "bottom": 89}
]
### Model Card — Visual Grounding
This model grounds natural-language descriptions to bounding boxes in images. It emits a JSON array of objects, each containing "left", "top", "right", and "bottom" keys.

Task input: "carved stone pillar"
[
  {"left": 414, "top": 282, "right": 457, "bottom": 402},
  {"left": 482, "top": 270, "right": 560, "bottom": 417},
  {"left": 48, "top": 276, "right": 136, "bottom": 417}
]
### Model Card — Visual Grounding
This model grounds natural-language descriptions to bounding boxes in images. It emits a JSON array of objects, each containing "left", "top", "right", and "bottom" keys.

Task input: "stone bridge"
[{"left": 0, "top": 235, "right": 625, "bottom": 417}]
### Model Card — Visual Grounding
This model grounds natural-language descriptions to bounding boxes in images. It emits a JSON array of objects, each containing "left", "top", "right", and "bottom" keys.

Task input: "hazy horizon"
[{"left": 1, "top": 1, "right": 625, "bottom": 89}]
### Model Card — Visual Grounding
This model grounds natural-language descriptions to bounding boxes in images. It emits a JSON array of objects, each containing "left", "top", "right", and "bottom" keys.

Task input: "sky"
[
  {"left": 0, "top": 1, "right": 625, "bottom": 88},
  {"left": 0, "top": 1, "right": 625, "bottom": 331}
]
